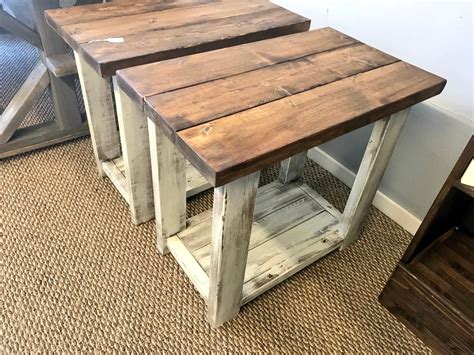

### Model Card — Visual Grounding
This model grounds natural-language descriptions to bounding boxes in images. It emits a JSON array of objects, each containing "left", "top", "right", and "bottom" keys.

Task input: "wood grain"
[
  {"left": 62, "top": 0, "right": 273, "bottom": 45},
  {"left": 83, "top": 9, "right": 309, "bottom": 77},
  {"left": 174, "top": 61, "right": 446, "bottom": 186},
  {"left": 45, "top": 0, "right": 216, "bottom": 32},
  {"left": 380, "top": 264, "right": 473, "bottom": 353},
  {"left": 117, "top": 27, "right": 358, "bottom": 106},
  {"left": 146, "top": 43, "right": 398, "bottom": 130},
  {"left": 380, "top": 137, "right": 473, "bottom": 353},
  {"left": 175, "top": 181, "right": 343, "bottom": 309},
  {"left": 46, "top": 0, "right": 310, "bottom": 77}
]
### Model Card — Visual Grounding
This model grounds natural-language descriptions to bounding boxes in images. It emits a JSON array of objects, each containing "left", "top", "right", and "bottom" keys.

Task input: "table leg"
[
  {"left": 148, "top": 119, "right": 186, "bottom": 254},
  {"left": 113, "top": 78, "right": 154, "bottom": 225},
  {"left": 74, "top": 52, "right": 120, "bottom": 177},
  {"left": 340, "top": 108, "right": 411, "bottom": 250},
  {"left": 208, "top": 171, "right": 260, "bottom": 328},
  {"left": 279, "top": 151, "right": 307, "bottom": 183}
]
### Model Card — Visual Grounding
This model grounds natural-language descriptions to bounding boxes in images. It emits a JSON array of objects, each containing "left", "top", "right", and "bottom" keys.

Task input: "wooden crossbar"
[{"left": 0, "top": 62, "right": 50, "bottom": 144}]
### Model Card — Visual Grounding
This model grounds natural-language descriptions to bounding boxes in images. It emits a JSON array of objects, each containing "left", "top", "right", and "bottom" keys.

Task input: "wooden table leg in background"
[{"left": 279, "top": 151, "right": 308, "bottom": 184}]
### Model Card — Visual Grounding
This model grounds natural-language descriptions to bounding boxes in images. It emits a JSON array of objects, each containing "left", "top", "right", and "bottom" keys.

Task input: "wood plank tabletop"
[
  {"left": 45, "top": 0, "right": 310, "bottom": 77},
  {"left": 117, "top": 28, "right": 446, "bottom": 187}
]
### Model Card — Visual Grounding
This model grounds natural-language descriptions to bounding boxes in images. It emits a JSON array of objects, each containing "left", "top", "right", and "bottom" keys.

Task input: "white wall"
[{"left": 274, "top": 0, "right": 473, "bottom": 230}]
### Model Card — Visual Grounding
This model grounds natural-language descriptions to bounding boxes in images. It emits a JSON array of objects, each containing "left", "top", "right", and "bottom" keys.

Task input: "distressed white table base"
[
  {"left": 168, "top": 180, "right": 343, "bottom": 301},
  {"left": 74, "top": 52, "right": 210, "bottom": 224},
  {"left": 151, "top": 108, "right": 409, "bottom": 327},
  {"left": 101, "top": 156, "right": 210, "bottom": 208}
]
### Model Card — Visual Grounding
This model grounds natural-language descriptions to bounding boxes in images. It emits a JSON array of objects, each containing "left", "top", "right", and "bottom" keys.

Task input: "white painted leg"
[
  {"left": 113, "top": 78, "right": 154, "bottom": 225},
  {"left": 208, "top": 171, "right": 260, "bottom": 328},
  {"left": 148, "top": 119, "right": 186, "bottom": 254},
  {"left": 279, "top": 151, "right": 307, "bottom": 183},
  {"left": 340, "top": 108, "right": 410, "bottom": 250},
  {"left": 74, "top": 51, "right": 121, "bottom": 177}
]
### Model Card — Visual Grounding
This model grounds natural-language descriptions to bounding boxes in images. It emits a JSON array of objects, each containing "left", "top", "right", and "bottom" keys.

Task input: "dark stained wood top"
[
  {"left": 117, "top": 28, "right": 447, "bottom": 187},
  {"left": 45, "top": 0, "right": 310, "bottom": 77}
]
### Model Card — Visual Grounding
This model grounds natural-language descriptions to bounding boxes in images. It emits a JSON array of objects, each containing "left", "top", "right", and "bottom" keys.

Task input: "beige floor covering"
[{"left": 0, "top": 137, "right": 430, "bottom": 353}]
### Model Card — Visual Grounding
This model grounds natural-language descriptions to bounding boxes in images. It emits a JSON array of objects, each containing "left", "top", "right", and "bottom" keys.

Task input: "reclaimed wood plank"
[
  {"left": 45, "top": 0, "right": 216, "bottom": 31},
  {"left": 147, "top": 43, "right": 399, "bottom": 130},
  {"left": 296, "top": 181, "right": 342, "bottom": 220},
  {"left": 44, "top": 54, "right": 77, "bottom": 77},
  {"left": 241, "top": 218, "right": 342, "bottom": 305},
  {"left": 167, "top": 236, "right": 209, "bottom": 301},
  {"left": 173, "top": 181, "right": 342, "bottom": 308},
  {"left": 194, "top": 196, "right": 328, "bottom": 272},
  {"left": 380, "top": 265, "right": 473, "bottom": 353},
  {"left": 80, "top": 8, "right": 309, "bottom": 76},
  {"left": 102, "top": 160, "right": 129, "bottom": 204},
  {"left": 175, "top": 61, "right": 446, "bottom": 186},
  {"left": 117, "top": 28, "right": 358, "bottom": 107},
  {"left": 179, "top": 182, "right": 324, "bottom": 254},
  {"left": 62, "top": 0, "right": 273, "bottom": 45}
]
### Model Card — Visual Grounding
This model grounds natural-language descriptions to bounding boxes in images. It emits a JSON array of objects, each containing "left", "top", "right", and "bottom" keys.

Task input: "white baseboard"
[{"left": 308, "top": 147, "right": 421, "bottom": 235}]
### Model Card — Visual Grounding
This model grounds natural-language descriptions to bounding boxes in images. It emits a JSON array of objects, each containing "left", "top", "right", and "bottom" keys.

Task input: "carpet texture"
[{"left": 0, "top": 137, "right": 430, "bottom": 352}]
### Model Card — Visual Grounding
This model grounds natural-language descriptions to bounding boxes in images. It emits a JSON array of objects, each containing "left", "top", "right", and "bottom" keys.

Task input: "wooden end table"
[
  {"left": 117, "top": 28, "right": 446, "bottom": 327},
  {"left": 44, "top": 0, "right": 310, "bottom": 224}
]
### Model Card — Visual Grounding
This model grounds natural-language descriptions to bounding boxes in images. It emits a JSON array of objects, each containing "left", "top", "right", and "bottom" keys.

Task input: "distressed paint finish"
[
  {"left": 74, "top": 51, "right": 121, "bottom": 176},
  {"left": 208, "top": 172, "right": 260, "bottom": 327},
  {"left": 340, "top": 108, "right": 411, "bottom": 250},
  {"left": 148, "top": 119, "right": 187, "bottom": 254},
  {"left": 114, "top": 78, "right": 155, "bottom": 224},
  {"left": 279, "top": 151, "right": 307, "bottom": 183}
]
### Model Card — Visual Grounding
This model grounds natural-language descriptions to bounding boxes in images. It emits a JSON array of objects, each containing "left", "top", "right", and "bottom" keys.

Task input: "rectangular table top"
[
  {"left": 117, "top": 28, "right": 447, "bottom": 187},
  {"left": 45, "top": 0, "right": 310, "bottom": 77}
]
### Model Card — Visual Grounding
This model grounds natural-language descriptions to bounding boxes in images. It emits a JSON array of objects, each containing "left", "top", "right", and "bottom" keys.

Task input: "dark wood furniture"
[
  {"left": 45, "top": 0, "right": 310, "bottom": 225},
  {"left": 117, "top": 28, "right": 446, "bottom": 327},
  {"left": 380, "top": 136, "right": 474, "bottom": 353}
]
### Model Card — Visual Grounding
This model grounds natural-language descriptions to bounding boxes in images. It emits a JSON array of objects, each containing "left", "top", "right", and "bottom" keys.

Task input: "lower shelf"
[
  {"left": 167, "top": 180, "right": 344, "bottom": 305},
  {"left": 102, "top": 155, "right": 211, "bottom": 205},
  {"left": 407, "top": 228, "right": 474, "bottom": 321}
]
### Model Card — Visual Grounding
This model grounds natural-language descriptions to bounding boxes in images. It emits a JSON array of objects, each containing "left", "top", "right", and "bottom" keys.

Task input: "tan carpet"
[{"left": 0, "top": 137, "right": 430, "bottom": 353}]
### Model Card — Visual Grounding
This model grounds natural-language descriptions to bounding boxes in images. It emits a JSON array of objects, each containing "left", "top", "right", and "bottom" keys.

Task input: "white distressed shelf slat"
[
  {"left": 102, "top": 155, "right": 210, "bottom": 205},
  {"left": 168, "top": 181, "right": 344, "bottom": 306}
]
